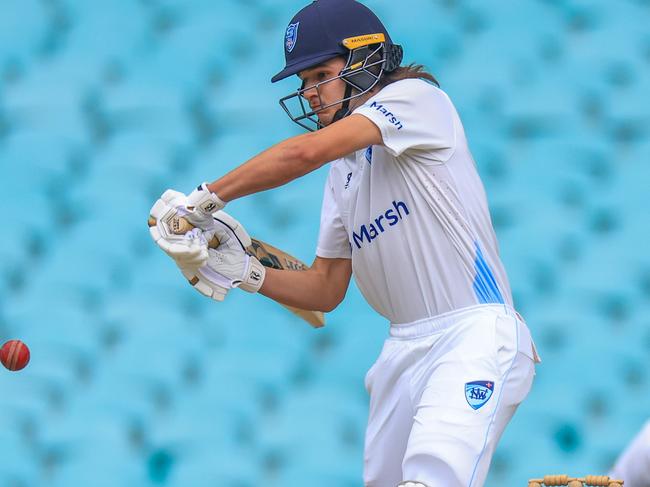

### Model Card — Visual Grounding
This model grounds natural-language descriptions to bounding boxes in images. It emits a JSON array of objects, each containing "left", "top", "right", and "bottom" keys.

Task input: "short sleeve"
[
  {"left": 353, "top": 79, "right": 456, "bottom": 161},
  {"left": 316, "top": 175, "right": 352, "bottom": 259}
]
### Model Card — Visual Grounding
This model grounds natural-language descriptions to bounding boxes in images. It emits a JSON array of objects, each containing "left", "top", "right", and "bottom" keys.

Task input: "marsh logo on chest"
[
  {"left": 465, "top": 381, "right": 494, "bottom": 410},
  {"left": 351, "top": 200, "right": 410, "bottom": 249}
]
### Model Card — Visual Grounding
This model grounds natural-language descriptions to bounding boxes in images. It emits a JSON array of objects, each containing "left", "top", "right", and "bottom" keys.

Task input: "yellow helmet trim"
[{"left": 342, "top": 33, "right": 386, "bottom": 50}]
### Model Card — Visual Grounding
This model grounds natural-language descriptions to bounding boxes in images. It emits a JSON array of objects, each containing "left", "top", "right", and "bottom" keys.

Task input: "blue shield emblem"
[
  {"left": 285, "top": 22, "right": 300, "bottom": 53},
  {"left": 465, "top": 381, "right": 494, "bottom": 410},
  {"left": 365, "top": 146, "right": 373, "bottom": 164}
]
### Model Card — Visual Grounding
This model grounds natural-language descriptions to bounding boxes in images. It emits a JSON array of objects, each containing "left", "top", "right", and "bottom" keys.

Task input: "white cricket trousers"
[{"left": 363, "top": 304, "right": 538, "bottom": 487}]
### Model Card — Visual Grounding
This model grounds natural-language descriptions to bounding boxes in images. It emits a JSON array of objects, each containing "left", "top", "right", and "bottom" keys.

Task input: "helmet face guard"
[{"left": 279, "top": 34, "right": 403, "bottom": 132}]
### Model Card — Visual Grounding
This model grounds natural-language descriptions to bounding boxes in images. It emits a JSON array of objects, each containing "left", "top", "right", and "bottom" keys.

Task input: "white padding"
[
  {"left": 213, "top": 211, "right": 252, "bottom": 248},
  {"left": 187, "top": 183, "right": 226, "bottom": 214}
]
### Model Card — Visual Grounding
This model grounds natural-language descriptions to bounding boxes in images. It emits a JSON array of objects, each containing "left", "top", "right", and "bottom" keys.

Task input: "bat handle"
[
  {"left": 207, "top": 236, "right": 220, "bottom": 249},
  {"left": 150, "top": 215, "right": 221, "bottom": 248}
]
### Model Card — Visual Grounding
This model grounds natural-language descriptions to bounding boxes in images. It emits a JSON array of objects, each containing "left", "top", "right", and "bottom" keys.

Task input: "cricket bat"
[{"left": 149, "top": 215, "right": 325, "bottom": 328}]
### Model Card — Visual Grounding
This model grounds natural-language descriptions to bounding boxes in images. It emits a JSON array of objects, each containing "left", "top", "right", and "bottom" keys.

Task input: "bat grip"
[{"left": 169, "top": 217, "right": 219, "bottom": 248}]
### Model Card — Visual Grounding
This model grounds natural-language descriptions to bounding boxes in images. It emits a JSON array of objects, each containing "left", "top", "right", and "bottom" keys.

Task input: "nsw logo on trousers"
[{"left": 465, "top": 380, "right": 494, "bottom": 410}]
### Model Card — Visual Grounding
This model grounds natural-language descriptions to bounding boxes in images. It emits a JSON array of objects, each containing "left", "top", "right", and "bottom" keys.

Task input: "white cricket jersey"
[
  {"left": 316, "top": 78, "right": 513, "bottom": 324},
  {"left": 610, "top": 420, "right": 650, "bottom": 487}
]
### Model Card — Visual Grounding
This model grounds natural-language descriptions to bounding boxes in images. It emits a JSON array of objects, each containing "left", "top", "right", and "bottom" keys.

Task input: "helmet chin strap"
[{"left": 331, "top": 83, "right": 354, "bottom": 124}]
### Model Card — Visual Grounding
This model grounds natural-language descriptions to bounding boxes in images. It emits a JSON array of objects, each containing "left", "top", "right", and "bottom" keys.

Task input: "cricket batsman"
[{"left": 148, "top": 0, "right": 541, "bottom": 485}]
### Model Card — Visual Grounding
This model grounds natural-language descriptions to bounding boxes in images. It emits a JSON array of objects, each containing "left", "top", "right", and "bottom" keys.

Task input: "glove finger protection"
[
  {"left": 149, "top": 190, "right": 208, "bottom": 271},
  {"left": 171, "top": 228, "right": 211, "bottom": 269},
  {"left": 211, "top": 212, "right": 265, "bottom": 292},
  {"left": 179, "top": 265, "right": 229, "bottom": 302},
  {"left": 178, "top": 245, "right": 255, "bottom": 302},
  {"left": 183, "top": 211, "right": 266, "bottom": 297}
]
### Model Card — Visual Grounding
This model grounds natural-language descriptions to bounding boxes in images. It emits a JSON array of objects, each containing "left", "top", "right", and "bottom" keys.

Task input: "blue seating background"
[{"left": 0, "top": 0, "right": 648, "bottom": 485}]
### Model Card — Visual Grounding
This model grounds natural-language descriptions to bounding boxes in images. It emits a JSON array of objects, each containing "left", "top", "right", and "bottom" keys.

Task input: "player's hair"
[
  {"left": 379, "top": 63, "right": 439, "bottom": 88},
  {"left": 356, "top": 48, "right": 440, "bottom": 88}
]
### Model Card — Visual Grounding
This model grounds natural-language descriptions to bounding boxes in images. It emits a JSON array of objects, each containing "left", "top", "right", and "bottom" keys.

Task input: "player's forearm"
[
  {"left": 205, "top": 115, "right": 382, "bottom": 202},
  {"left": 259, "top": 267, "right": 345, "bottom": 313},
  {"left": 207, "top": 133, "right": 322, "bottom": 202}
]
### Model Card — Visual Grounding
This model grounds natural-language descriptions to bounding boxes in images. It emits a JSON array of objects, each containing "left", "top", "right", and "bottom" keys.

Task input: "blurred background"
[{"left": 0, "top": 0, "right": 648, "bottom": 485}]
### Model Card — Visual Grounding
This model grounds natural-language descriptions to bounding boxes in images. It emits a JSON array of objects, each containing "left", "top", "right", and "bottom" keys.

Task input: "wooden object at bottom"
[{"left": 528, "top": 475, "right": 623, "bottom": 487}]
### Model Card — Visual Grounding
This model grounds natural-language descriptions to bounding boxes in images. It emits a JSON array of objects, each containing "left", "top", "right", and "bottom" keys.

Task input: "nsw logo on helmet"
[{"left": 285, "top": 22, "right": 300, "bottom": 53}]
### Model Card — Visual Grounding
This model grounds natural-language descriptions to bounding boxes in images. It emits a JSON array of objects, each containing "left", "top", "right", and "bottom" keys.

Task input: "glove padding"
[
  {"left": 150, "top": 187, "right": 264, "bottom": 301},
  {"left": 182, "top": 212, "right": 266, "bottom": 300},
  {"left": 184, "top": 183, "right": 227, "bottom": 230},
  {"left": 178, "top": 257, "right": 229, "bottom": 302},
  {"left": 149, "top": 190, "right": 209, "bottom": 272}
]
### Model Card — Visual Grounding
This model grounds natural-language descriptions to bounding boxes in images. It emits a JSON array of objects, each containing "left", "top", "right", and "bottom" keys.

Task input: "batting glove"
[
  {"left": 149, "top": 190, "right": 209, "bottom": 272},
  {"left": 184, "top": 183, "right": 227, "bottom": 230},
  {"left": 183, "top": 212, "right": 266, "bottom": 299},
  {"left": 177, "top": 258, "right": 230, "bottom": 302}
]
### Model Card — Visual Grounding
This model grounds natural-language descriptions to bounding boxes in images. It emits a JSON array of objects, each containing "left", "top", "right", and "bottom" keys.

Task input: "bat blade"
[{"left": 246, "top": 238, "right": 325, "bottom": 328}]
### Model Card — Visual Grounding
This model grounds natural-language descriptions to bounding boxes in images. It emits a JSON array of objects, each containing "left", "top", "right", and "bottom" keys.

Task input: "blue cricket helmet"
[
  {"left": 272, "top": 0, "right": 404, "bottom": 131},
  {"left": 272, "top": 0, "right": 397, "bottom": 83}
]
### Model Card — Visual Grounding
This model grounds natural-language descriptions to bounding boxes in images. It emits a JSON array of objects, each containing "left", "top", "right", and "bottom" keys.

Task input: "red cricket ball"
[{"left": 0, "top": 340, "right": 30, "bottom": 371}]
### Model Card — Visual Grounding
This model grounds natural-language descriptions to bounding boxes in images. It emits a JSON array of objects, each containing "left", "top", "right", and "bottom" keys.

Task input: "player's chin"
[{"left": 317, "top": 110, "right": 335, "bottom": 126}]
